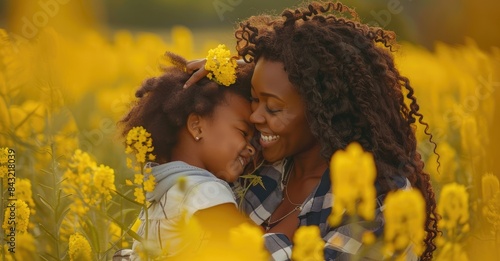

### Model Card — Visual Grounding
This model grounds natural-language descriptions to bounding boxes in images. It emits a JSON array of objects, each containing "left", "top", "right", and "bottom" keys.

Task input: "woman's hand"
[{"left": 184, "top": 58, "right": 208, "bottom": 88}]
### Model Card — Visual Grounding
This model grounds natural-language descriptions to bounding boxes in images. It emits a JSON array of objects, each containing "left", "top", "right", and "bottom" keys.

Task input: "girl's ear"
[{"left": 187, "top": 113, "right": 204, "bottom": 141}]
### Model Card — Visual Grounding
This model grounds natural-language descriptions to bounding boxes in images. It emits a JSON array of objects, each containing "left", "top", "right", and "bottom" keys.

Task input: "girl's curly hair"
[
  {"left": 235, "top": 1, "right": 438, "bottom": 260},
  {"left": 118, "top": 52, "right": 254, "bottom": 164}
]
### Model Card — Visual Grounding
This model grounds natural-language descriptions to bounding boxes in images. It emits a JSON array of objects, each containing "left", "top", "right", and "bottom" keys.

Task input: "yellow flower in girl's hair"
[
  {"left": 328, "top": 142, "right": 376, "bottom": 226},
  {"left": 205, "top": 44, "right": 237, "bottom": 86}
]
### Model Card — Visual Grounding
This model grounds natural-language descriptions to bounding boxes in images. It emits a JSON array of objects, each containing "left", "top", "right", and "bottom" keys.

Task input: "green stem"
[
  {"left": 50, "top": 142, "right": 62, "bottom": 261},
  {"left": 1, "top": 177, "right": 5, "bottom": 261},
  {"left": 142, "top": 163, "right": 150, "bottom": 261}
]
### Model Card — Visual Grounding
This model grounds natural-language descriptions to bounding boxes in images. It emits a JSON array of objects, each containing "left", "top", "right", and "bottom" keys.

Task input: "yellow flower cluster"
[
  {"left": 125, "top": 126, "right": 156, "bottom": 204},
  {"left": 68, "top": 233, "right": 93, "bottom": 261},
  {"left": 383, "top": 190, "right": 426, "bottom": 258},
  {"left": 93, "top": 164, "right": 117, "bottom": 202},
  {"left": 3, "top": 233, "right": 36, "bottom": 261},
  {"left": 0, "top": 147, "right": 9, "bottom": 178},
  {"left": 228, "top": 223, "right": 269, "bottom": 261},
  {"left": 438, "top": 183, "right": 469, "bottom": 235},
  {"left": 482, "top": 173, "right": 499, "bottom": 230},
  {"left": 204, "top": 44, "right": 237, "bottom": 86},
  {"left": 16, "top": 178, "right": 36, "bottom": 215},
  {"left": 328, "top": 142, "right": 376, "bottom": 226},
  {"left": 2, "top": 199, "right": 30, "bottom": 234},
  {"left": 292, "top": 226, "right": 325, "bottom": 261},
  {"left": 125, "top": 126, "right": 156, "bottom": 165},
  {"left": 63, "top": 150, "right": 116, "bottom": 216}
]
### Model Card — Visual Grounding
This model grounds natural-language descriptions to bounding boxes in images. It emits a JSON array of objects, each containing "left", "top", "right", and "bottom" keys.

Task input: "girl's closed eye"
[{"left": 239, "top": 129, "right": 249, "bottom": 137}]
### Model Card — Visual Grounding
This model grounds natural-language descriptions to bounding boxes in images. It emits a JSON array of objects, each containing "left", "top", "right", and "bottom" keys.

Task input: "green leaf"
[
  {"left": 38, "top": 194, "right": 55, "bottom": 213},
  {"left": 113, "top": 189, "right": 143, "bottom": 207}
]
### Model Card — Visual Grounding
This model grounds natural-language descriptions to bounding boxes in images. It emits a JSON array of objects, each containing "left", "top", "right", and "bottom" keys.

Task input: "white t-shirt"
[{"left": 130, "top": 163, "right": 237, "bottom": 260}]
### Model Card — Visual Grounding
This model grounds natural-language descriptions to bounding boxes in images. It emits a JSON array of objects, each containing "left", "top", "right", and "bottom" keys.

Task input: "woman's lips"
[{"left": 259, "top": 133, "right": 280, "bottom": 148}]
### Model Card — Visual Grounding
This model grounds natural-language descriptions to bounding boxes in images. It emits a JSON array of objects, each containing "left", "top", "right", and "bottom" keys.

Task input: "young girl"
[{"left": 117, "top": 53, "right": 257, "bottom": 260}]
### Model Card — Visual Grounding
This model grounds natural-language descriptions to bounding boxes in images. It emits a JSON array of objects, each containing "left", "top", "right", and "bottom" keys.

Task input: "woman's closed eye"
[{"left": 265, "top": 106, "right": 281, "bottom": 114}]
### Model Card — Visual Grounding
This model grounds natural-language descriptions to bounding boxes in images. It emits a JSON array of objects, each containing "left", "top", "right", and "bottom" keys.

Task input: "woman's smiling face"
[{"left": 249, "top": 58, "right": 318, "bottom": 163}]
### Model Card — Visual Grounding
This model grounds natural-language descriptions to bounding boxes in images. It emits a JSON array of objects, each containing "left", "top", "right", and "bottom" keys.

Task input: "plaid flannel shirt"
[{"left": 238, "top": 159, "right": 414, "bottom": 261}]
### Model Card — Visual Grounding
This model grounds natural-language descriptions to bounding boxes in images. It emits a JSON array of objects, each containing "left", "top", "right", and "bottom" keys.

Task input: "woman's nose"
[{"left": 249, "top": 107, "right": 265, "bottom": 124}]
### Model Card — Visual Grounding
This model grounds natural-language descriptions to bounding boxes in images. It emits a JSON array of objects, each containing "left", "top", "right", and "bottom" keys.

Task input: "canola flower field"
[{"left": 0, "top": 14, "right": 500, "bottom": 261}]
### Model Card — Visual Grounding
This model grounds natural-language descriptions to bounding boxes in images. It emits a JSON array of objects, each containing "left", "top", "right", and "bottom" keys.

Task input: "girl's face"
[
  {"left": 199, "top": 92, "right": 255, "bottom": 182},
  {"left": 250, "top": 58, "right": 317, "bottom": 163}
]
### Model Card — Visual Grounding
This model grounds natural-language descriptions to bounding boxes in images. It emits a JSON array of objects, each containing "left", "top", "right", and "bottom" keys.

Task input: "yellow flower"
[
  {"left": 143, "top": 174, "right": 156, "bottom": 192},
  {"left": 134, "top": 173, "right": 144, "bottom": 185},
  {"left": 68, "top": 233, "right": 93, "bottom": 261},
  {"left": 482, "top": 174, "right": 500, "bottom": 230},
  {"left": 125, "top": 126, "right": 155, "bottom": 164},
  {"left": 362, "top": 231, "right": 376, "bottom": 245},
  {"left": 292, "top": 226, "right": 324, "bottom": 261},
  {"left": 204, "top": 44, "right": 237, "bottom": 86},
  {"left": 134, "top": 187, "right": 145, "bottom": 204},
  {"left": 228, "top": 223, "right": 269, "bottom": 261},
  {"left": 15, "top": 178, "right": 36, "bottom": 216},
  {"left": 437, "top": 183, "right": 469, "bottom": 235},
  {"left": 383, "top": 190, "right": 426, "bottom": 257},
  {"left": 3, "top": 199, "right": 30, "bottom": 234},
  {"left": 93, "top": 164, "right": 116, "bottom": 202},
  {"left": 0, "top": 147, "right": 10, "bottom": 178},
  {"left": 434, "top": 241, "right": 469, "bottom": 261},
  {"left": 460, "top": 116, "right": 484, "bottom": 158},
  {"left": 482, "top": 173, "right": 499, "bottom": 202},
  {"left": 328, "top": 142, "right": 376, "bottom": 226},
  {"left": 4, "top": 233, "right": 36, "bottom": 261}
]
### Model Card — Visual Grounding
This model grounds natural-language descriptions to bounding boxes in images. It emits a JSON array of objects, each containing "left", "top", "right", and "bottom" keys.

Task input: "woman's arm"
[
  {"left": 184, "top": 58, "right": 209, "bottom": 88},
  {"left": 184, "top": 59, "right": 248, "bottom": 88}
]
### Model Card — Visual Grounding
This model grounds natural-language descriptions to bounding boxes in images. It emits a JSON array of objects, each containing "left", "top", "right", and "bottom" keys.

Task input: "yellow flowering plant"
[
  {"left": 0, "top": 3, "right": 499, "bottom": 259},
  {"left": 435, "top": 183, "right": 470, "bottom": 260},
  {"left": 383, "top": 190, "right": 426, "bottom": 259},
  {"left": 328, "top": 142, "right": 376, "bottom": 226},
  {"left": 120, "top": 126, "right": 157, "bottom": 258},
  {"left": 482, "top": 173, "right": 500, "bottom": 231},
  {"left": 68, "top": 233, "right": 93, "bottom": 261},
  {"left": 60, "top": 149, "right": 120, "bottom": 259},
  {"left": 292, "top": 226, "right": 325, "bottom": 261},
  {"left": 204, "top": 44, "right": 238, "bottom": 86}
]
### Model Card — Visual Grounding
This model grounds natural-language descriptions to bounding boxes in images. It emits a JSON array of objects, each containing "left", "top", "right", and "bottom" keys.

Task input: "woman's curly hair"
[
  {"left": 235, "top": 1, "right": 438, "bottom": 260},
  {"left": 118, "top": 52, "right": 254, "bottom": 164}
]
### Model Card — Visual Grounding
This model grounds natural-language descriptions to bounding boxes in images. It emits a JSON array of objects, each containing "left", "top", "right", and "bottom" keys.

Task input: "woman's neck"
[{"left": 290, "top": 143, "right": 328, "bottom": 180}]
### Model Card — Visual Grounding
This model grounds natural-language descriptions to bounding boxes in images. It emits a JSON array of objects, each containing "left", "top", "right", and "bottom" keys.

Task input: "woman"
[{"left": 185, "top": 1, "right": 438, "bottom": 260}]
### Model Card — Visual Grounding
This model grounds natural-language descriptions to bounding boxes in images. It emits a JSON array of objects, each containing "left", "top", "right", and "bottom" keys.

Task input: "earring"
[{"left": 195, "top": 136, "right": 201, "bottom": 141}]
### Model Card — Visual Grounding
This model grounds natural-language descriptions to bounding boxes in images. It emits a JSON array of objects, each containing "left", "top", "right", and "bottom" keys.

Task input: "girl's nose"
[
  {"left": 246, "top": 144, "right": 255, "bottom": 156},
  {"left": 241, "top": 144, "right": 255, "bottom": 157}
]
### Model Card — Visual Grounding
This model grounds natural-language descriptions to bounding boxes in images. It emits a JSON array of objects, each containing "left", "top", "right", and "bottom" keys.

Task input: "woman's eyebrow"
[{"left": 251, "top": 86, "right": 284, "bottom": 101}]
